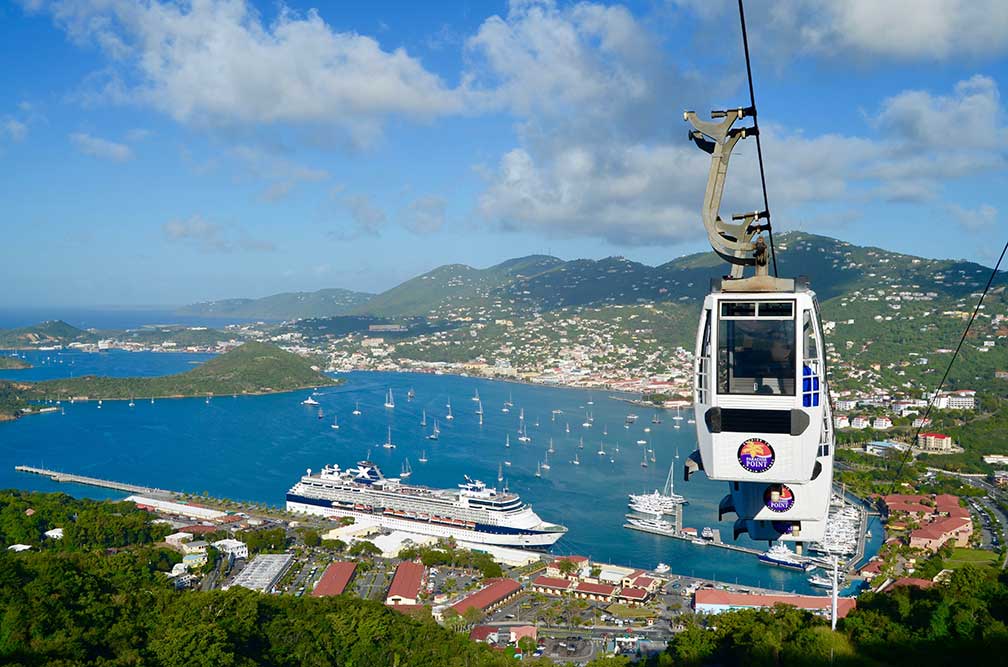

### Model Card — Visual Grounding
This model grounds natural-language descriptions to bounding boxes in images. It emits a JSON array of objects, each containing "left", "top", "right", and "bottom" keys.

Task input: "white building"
[
  {"left": 850, "top": 416, "right": 870, "bottom": 429},
  {"left": 873, "top": 417, "right": 893, "bottom": 430},
  {"left": 165, "top": 532, "right": 194, "bottom": 547},
  {"left": 212, "top": 539, "right": 249, "bottom": 559},
  {"left": 835, "top": 399, "right": 858, "bottom": 412},
  {"left": 182, "top": 540, "right": 208, "bottom": 555},
  {"left": 834, "top": 415, "right": 850, "bottom": 429}
]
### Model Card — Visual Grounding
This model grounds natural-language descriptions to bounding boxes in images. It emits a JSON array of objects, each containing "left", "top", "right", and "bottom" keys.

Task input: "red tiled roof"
[
  {"left": 533, "top": 576, "right": 572, "bottom": 590},
  {"left": 919, "top": 432, "right": 950, "bottom": 439},
  {"left": 695, "top": 589, "right": 856, "bottom": 619},
  {"left": 890, "top": 577, "right": 934, "bottom": 590},
  {"left": 554, "top": 555, "right": 588, "bottom": 564},
  {"left": 451, "top": 578, "right": 521, "bottom": 615},
  {"left": 180, "top": 524, "right": 218, "bottom": 535},
  {"left": 387, "top": 561, "right": 424, "bottom": 602},
  {"left": 312, "top": 561, "right": 357, "bottom": 597},
  {"left": 574, "top": 581, "right": 616, "bottom": 596},
  {"left": 633, "top": 576, "right": 655, "bottom": 588},
  {"left": 859, "top": 560, "right": 883, "bottom": 574},
  {"left": 469, "top": 625, "right": 498, "bottom": 642},
  {"left": 912, "top": 516, "right": 971, "bottom": 540},
  {"left": 618, "top": 587, "right": 648, "bottom": 600}
]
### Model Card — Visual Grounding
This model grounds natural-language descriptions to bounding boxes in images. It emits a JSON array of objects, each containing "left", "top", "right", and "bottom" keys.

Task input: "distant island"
[
  {"left": 0, "top": 342, "right": 337, "bottom": 420},
  {"left": 0, "top": 357, "right": 30, "bottom": 370}
]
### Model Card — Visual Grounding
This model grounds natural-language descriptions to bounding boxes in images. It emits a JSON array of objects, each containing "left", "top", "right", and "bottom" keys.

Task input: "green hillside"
[
  {"left": 26, "top": 342, "right": 337, "bottom": 402},
  {"left": 0, "top": 356, "right": 30, "bottom": 370},
  {"left": 0, "top": 320, "right": 95, "bottom": 348},
  {"left": 178, "top": 288, "right": 374, "bottom": 320},
  {"left": 350, "top": 255, "right": 563, "bottom": 317}
]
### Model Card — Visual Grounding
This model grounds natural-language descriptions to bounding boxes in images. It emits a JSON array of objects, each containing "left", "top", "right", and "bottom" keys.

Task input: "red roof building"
[
  {"left": 573, "top": 581, "right": 616, "bottom": 601},
  {"left": 312, "top": 561, "right": 357, "bottom": 597},
  {"left": 617, "top": 587, "right": 649, "bottom": 603},
  {"left": 450, "top": 578, "right": 521, "bottom": 617},
  {"left": 468, "top": 625, "right": 498, "bottom": 643},
  {"left": 694, "top": 589, "right": 856, "bottom": 619},
  {"left": 532, "top": 575, "right": 573, "bottom": 594},
  {"left": 910, "top": 516, "right": 973, "bottom": 552},
  {"left": 180, "top": 524, "right": 218, "bottom": 535},
  {"left": 386, "top": 561, "right": 425, "bottom": 606}
]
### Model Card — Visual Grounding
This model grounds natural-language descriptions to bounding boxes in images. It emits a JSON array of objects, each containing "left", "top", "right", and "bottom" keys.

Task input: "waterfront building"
[
  {"left": 125, "top": 495, "right": 227, "bottom": 522},
  {"left": 312, "top": 561, "right": 357, "bottom": 597},
  {"left": 531, "top": 575, "right": 574, "bottom": 596},
  {"left": 694, "top": 589, "right": 856, "bottom": 619},
  {"left": 573, "top": 581, "right": 616, "bottom": 602},
  {"left": 443, "top": 578, "right": 521, "bottom": 622},
  {"left": 545, "top": 555, "right": 589, "bottom": 579},
  {"left": 386, "top": 561, "right": 425, "bottom": 606}
]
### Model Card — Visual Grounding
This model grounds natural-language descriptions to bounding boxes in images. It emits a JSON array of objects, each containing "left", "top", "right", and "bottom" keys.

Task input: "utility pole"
[{"left": 831, "top": 555, "right": 839, "bottom": 631}]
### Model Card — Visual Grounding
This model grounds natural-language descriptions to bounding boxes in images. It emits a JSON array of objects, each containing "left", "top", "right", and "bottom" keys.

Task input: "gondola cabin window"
[{"left": 717, "top": 300, "right": 796, "bottom": 395}]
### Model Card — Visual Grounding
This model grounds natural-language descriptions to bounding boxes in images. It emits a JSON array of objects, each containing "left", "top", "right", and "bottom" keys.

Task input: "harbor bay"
[{"left": 1, "top": 350, "right": 880, "bottom": 595}]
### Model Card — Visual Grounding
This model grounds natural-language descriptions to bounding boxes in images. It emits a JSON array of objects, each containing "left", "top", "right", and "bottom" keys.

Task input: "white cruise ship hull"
[{"left": 286, "top": 500, "right": 565, "bottom": 549}]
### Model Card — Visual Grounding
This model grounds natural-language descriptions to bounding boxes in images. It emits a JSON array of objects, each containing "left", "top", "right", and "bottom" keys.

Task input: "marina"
[{"left": 0, "top": 354, "right": 880, "bottom": 593}]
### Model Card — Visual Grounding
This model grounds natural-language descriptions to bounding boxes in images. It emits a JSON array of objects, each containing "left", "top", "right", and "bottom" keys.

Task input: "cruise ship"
[{"left": 286, "top": 461, "right": 567, "bottom": 548}]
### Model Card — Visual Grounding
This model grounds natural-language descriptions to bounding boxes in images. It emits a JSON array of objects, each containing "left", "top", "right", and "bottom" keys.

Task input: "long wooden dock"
[
  {"left": 14, "top": 465, "right": 167, "bottom": 496},
  {"left": 623, "top": 522, "right": 763, "bottom": 556}
]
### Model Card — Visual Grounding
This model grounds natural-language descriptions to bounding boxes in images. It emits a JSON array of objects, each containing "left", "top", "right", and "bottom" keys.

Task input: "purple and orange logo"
[
  {"left": 738, "top": 438, "right": 775, "bottom": 473},
  {"left": 764, "top": 485, "right": 795, "bottom": 512}
]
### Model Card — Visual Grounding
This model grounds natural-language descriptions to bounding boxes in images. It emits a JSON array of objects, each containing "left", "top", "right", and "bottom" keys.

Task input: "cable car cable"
[
  {"left": 737, "top": 0, "right": 778, "bottom": 277},
  {"left": 885, "top": 236, "right": 1008, "bottom": 494}
]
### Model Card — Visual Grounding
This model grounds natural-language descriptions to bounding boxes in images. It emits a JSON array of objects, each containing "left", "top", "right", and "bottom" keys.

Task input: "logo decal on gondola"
[
  {"left": 763, "top": 485, "right": 795, "bottom": 512},
  {"left": 737, "top": 438, "right": 774, "bottom": 472}
]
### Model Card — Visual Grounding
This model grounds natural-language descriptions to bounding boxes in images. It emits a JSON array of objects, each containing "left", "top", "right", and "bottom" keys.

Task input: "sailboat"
[
  {"left": 128, "top": 397, "right": 135, "bottom": 408},
  {"left": 534, "top": 417, "right": 539, "bottom": 427},
  {"left": 205, "top": 394, "right": 210, "bottom": 404},
  {"left": 479, "top": 411, "right": 484, "bottom": 426},
  {"left": 548, "top": 438, "right": 555, "bottom": 454},
  {"left": 407, "top": 387, "right": 415, "bottom": 401},
  {"left": 445, "top": 400, "right": 454, "bottom": 421},
  {"left": 603, "top": 424, "right": 608, "bottom": 436},
  {"left": 598, "top": 442, "right": 606, "bottom": 456},
  {"left": 578, "top": 436, "right": 584, "bottom": 450},
  {"left": 505, "top": 434, "right": 510, "bottom": 448},
  {"left": 97, "top": 399, "right": 102, "bottom": 409},
  {"left": 505, "top": 392, "right": 513, "bottom": 408},
  {"left": 427, "top": 419, "right": 440, "bottom": 440},
  {"left": 150, "top": 397, "right": 154, "bottom": 404},
  {"left": 331, "top": 415, "right": 339, "bottom": 430},
  {"left": 641, "top": 449, "right": 649, "bottom": 468},
  {"left": 572, "top": 451, "right": 580, "bottom": 465},
  {"left": 517, "top": 409, "right": 531, "bottom": 443},
  {"left": 541, "top": 451, "right": 551, "bottom": 470},
  {"left": 352, "top": 401, "right": 361, "bottom": 416},
  {"left": 384, "top": 388, "right": 395, "bottom": 409},
  {"left": 504, "top": 459, "right": 511, "bottom": 467},
  {"left": 317, "top": 408, "right": 324, "bottom": 420},
  {"left": 650, "top": 448, "right": 656, "bottom": 463},
  {"left": 565, "top": 422, "right": 570, "bottom": 434},
  {"left": 476, "top": 399, "right": 483, "bottom": 416},
  {"left": 673, "top": 406, "right": 684, "bottom": 422},
  {"left": 587, "top": 394, "right": 594, "bottom": 405},
  {"left": 472, "top": 388, "right": 480, "bottom": 402},
  {"left": 582, "top": 411, "right": 591, "bottom": 428},
  {"left": 421, "top": 410, "right": 427, "bottom": 427},
  {"left": 418, "top": 450, "right": 428, "bottom": 463},
  {"left": 535, "top": 462, "right": 542, "bottom": 478},
  {"left": 382, "top": 427, "right": 396, "bottom": 449},
  {"left": 400, "top": 458, "right": 412, "bottom": 478},
  {"left": 652, "top": 413, "right": 662, "bottom": 424},
  {"left": 502, "top": 401, "right": 510, "bottom": 414},
  {"left": 498, "top": 463, "right": 504, "bottom": 483}
]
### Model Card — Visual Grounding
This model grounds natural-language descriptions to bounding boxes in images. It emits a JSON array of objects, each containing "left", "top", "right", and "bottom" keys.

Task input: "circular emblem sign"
[
  {"left": 738, "top": 438, "right": 775, "bottom": 473},
  {"left": 763, "top": 485, "right": 795, "bottom": 512}
]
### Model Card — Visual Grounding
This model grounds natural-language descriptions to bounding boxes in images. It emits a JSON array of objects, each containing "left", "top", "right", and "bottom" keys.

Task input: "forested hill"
[
  {"left": 179, "top": 233, "right": 1005, "bottom": 321},
  {"left": 24, "top": 341, "right": 337, "bottom": 402},
  {"left": 177, "top": 288, "right": 374, "bottom": 320}
]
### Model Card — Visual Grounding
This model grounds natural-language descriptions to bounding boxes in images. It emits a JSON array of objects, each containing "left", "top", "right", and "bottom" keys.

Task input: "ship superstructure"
[{"left": 286, "top": 461, "right": 567, "bottom": 548}]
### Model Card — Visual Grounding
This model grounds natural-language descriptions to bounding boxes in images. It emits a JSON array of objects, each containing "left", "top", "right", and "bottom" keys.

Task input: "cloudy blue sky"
[{"left": 2, "top": 0, "right": 1007, "bottom": 307}]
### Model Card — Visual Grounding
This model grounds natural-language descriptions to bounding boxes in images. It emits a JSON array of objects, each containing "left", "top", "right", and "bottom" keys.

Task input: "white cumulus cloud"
[{"left": 69, "top": 132, "right": 132, "bottom": 161}]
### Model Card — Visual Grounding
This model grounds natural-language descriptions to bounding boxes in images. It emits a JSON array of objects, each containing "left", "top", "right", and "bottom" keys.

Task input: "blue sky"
[{"left": 2, "top": 0, "right": 1007, "bottom": 307}]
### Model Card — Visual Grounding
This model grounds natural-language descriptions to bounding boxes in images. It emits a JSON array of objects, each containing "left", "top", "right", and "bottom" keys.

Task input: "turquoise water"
[{"left": 0, "top": 351, "right": 878, "bottom": 594}]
